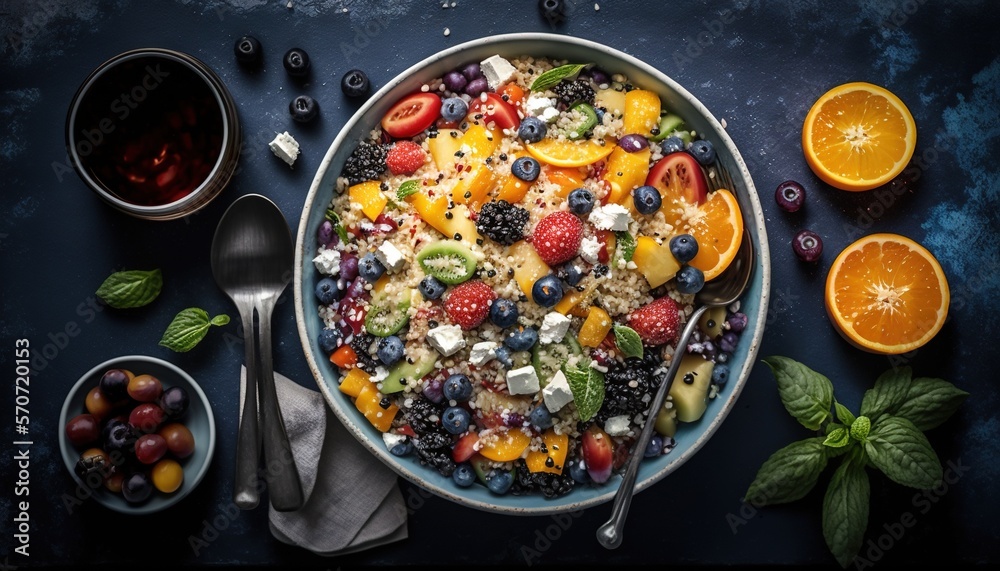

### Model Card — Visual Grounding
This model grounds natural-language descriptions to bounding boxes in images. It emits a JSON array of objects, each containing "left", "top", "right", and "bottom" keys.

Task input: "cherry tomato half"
[
  {"left": 468, "top": 92, "right": 520, "bottom": 131},
  {"left": 645, "top": 151, "right": 708, "bottom": 206},
  {"left": 381, "top": 92, "right": 442, "bottom": 139}
]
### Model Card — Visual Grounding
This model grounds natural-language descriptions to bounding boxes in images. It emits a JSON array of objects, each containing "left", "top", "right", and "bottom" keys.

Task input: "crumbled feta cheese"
[
  {"left": 382, "top": 432, "right": 407, "bottom": 450},
  {"left": 470, "top": 341, "right": 498, "bottom": 366},
  {"left": 525, "top": 94, "right": 555, "bottom": 116},
  {"left": 506, "top": 365, "right": 540, "bottom": 395},
  {"left": 269, "top": 131, "right": 299, "bottom": 167},
  {"left": 427, "top": 324, "right": 466, "bottom": 356},
  {"left": 480, "top": 55, "right": 518, "bottom": 90},
  {"left": 312, "top": 247, "right": 341, "bottom": 275},
  {"left": 375, "top": 241, "right": 405, "bottom": 273},
  {"left": 373, "top": 366, "right": 389, "bottom": 383},
  {"left": 580, "top": 236, "right": 601, "bottom": 264},
  {"left": 542, "top": 370, "right": 574, "bottom": 412},
  {"left": 589, "top": 203, "right": 632, "bottom": 231},
  {"left": 539, "top": 312, "right": 571, "bottom": 344},
  {"left": 604, "top": 414, "right": 630, "bottom": 436},
  {"left": 540, "top": 106, "right": 560, "bottom": 123}
]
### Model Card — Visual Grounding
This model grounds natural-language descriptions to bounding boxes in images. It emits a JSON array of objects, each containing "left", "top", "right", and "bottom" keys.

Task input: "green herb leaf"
[
  {"left": 834, "top": 401, "right": 856, "bottom": 427},
  {"left": 859, "top": 367, "right": 912, "bottom": 421},
  {"left": 763, "top": 356, "right": 834, "bottom": 431},
  {"left": 159, "top": 308, "right": 230, "bottom": 353},
  {"left": 822, "top": 449, "right": 870, "bottom": 568},
  {"left": 864, "top": 415, "right": 942, "bottom": 489},
  {"left": 893, "top": 376, "right": 969, "bottom": 431},
  {"left": 96, "top": 269, "right": 163, "bottom": 309},
  {"left": 612, "top": 324, "right": 643, "bottom": 360},
  {"left": 823, "top": 428, "right": 851, "bottom": 449},
  {"left": 396, "top": 180, "right": 420, "bottom": 200},
  {"left": 615, "top": 231, "right": 637, "bottom": 262},
  {"left": 325, "top": 208, "right": 350, "bottom": 244},
  {"left": 849, "top": 416, "right": 871, "bottom": 442},
  {"left": 745, "top": 437, "right": 828, "bottom": 506},
  {"left": 563, "top": 362, "right": 605, "bottom": 422},
  {"left": 530, "top": 63, "right": 588, "bottom": 92}
]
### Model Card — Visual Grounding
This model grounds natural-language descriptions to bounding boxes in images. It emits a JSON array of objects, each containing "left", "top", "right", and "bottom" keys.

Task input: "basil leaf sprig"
[
  {"left": 96, "top": 269, "right": 163, "bottom": 308},
  {"left": 159, "top": 308, "right": 230, "bottom": 352},
  {"left": 746, "top": 357, "right": 968, "bottom": 568}
]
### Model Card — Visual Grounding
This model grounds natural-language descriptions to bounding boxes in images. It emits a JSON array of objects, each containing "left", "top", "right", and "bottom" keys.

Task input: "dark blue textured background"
[{"left": 1, "top": 0, "right": 998, "bottom": 567}]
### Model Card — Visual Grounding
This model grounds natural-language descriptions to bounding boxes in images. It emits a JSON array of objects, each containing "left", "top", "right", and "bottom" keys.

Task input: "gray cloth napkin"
[{"left": 239, "top": 366, "right": 408, "bottom": 555}]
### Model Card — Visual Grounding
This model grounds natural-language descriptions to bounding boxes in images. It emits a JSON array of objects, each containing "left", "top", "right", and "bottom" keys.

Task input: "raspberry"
[
  {"left": 530, "top": 211, "right": 583, "bottom": 266},
  {"left": 385, "top": 140, "right": 426, "bottom": 175},
  {"left": 627, "top": 296, "right": 681, "bottom": 346},
  {"left": 444, "top": 280, "right": 496, "bottom": 330}
]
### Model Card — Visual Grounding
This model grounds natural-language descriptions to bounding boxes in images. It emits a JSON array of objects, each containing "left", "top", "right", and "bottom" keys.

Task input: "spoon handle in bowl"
[
  {"left": 256, "top": 299, "right": 305, "bottom": 512},
  {"left": 234, "top": 303, "right": 262, "bottom": 510}
]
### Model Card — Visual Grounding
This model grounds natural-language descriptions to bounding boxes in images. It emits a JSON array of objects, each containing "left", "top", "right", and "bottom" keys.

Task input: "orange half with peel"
[{"left": 674, "top": 189, "right": 744, "bottom": 281}]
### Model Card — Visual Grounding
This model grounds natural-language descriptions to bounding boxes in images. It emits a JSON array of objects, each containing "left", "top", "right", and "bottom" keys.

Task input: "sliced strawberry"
[
  {"left": 386, "top": 140, "right": 427, "bottom": 175},
  {"left": 582, "top": 424, "right": 614, "bottom": 483},
  {"left": 451, "top": 431, "right": 480, "bottom": 463},
  {"left": 627, "top": 296, "right": 681, "bottom": 346},
  {"left": 444, "top": 280, "right": 496, "bottom": 330},
  {"left": 531, "top": 211, "right": 584, "bottom": 266},
  {"left": 397, "top": 425, "right": 417, "bottom": 438},
  {"left": 595, "top": 230, "right": 613, "bottom": 264}
]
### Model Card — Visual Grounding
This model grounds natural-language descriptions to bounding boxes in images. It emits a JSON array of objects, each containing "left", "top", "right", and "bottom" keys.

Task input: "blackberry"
[
  {"left": 598, "top": 358, "right": 653, "bottom": 423},
  {"left": 342, "top": 141, "right": 388, "bottom": 185},
  {"left": 416, "top": 446, "right": 456, "bottom": 477},
  {"left": 403, "top": 396, "right": 443, "bottom": 434},
  {"left": 510, "top": 462, "right": 575, "bottom": 498},
  {"left": 476, "top": 200, "right": 529, "bottom": 245},
  {"left": 413, "top": 428, "right": 451, "bottom": 450},
  {"left": 350, "top": 332, "right": 379, "bottom": 373},
  {"left": 553, "top": 79, "right": 595, "bottom": 108}
]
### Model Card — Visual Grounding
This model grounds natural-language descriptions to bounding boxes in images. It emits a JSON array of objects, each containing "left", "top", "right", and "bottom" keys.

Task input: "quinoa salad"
[{"left": 310, "top": 54, "right": 748, "bottom": 498}]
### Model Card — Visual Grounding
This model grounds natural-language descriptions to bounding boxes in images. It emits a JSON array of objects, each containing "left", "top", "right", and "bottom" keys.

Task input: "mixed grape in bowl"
[{"left": 294, "top": 34, "right": 770, "bottom": 515}]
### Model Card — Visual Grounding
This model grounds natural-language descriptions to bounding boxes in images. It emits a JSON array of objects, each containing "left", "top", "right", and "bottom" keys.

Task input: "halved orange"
[
  {"left": 679, "top": 189, "right": 743, "bottom": 281},
  {"left": 802, "top": 82, "right": 916, "bottom": 191},
  {"left": 524, "top": 137, "right": 616, "bottom": 167},
  {"left": 825, "top": 233, "right": 949, "bottom": 355}
]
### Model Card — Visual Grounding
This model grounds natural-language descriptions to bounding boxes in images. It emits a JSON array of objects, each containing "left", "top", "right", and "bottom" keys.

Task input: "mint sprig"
[
  {"left": 96, "top": 269, "right": 162, "bottom": 308},
  {"left": 159, "top": 308, "right": 230, "bottom": 352},
  {"left": 563, "top": 362, "right": 605, "bottom": 422},
  {"left": 612, "top": 324, "right": 643, "bottom": 360},
  {"left": 530, "top": 63, "right": 588, "bottom": 92},
  {"left": 324, "top": 208, "right": 350, "bottom": 244},
  {"left": 615, "top": 231, "right": 636, "bottom": 262},
  {"left": 745, "top": 357, "right": 967, "bottom": 567},
  {"left": 396, "top": 180, "right": 420, "bottom": 200}
]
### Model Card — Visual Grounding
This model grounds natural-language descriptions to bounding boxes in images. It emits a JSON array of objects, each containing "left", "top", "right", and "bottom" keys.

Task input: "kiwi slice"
[
  {"left": 381, "top": 352, "right": 437, "bottom": 394},
  {"left": 364, "top": 289, "right": 412, "bottom": 337},
  {"left": 569, "top": 102, "right": 599, "bottom": 139},
  {"left": 532, "top": 332, "right": 582, "bottom": 386},
  {"left": 650, "top": 113, "right": 686, "bottom": 142},
  {"left": 416, "top": 240, "right": 477, "bottom": 285}
]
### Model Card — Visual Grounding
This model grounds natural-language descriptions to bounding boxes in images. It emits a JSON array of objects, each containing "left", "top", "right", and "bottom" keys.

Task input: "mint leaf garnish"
[
  {"left": 762, "top": 356, "right": 834, "bottom": 431},
  {"left": 96, "top": 269, "right": 162, "bottom": 309},
  {"left": 849, "top": 416, "right": 870, "bottom": 442},
  {"left": 159, "top": 308, "right": 230, "bottom": 352},
  {"left": 615, "top": 231, "right": 636, "bottom": 262},
  {"left": 563, "top": 362, "right": 605, "bottom": 422},
  {"left": 823, "top": 428, "right": 851, "bottom": 449},
  {"left": 612, "top": 324, "right": 643, "bottom": 360},
  {"left": 859, "top": 367, "right": 912, "bottom": 421},
  {"left": 745, "top": 437, "right": 828, "bottom": 506},
  {"left": 530, "top": 63, "right": 588, "bottom": 92},
  {"left": 325, "top": 208, "right": 350, "bottom": 244},
  {"left": 892, "top": 376, "right": 969, "bottom": 431},
  {"left": 863, "top": 415, "right": 941, "bottom": 489},
  {"left": 834, "top": 401, "right": 856, "bottom": 427},
  {"left": 396, "top": 180, "right": 420, "bottom": 200},
  {"left": 822, "top": 449, "right": 869, "bottom": 569}
]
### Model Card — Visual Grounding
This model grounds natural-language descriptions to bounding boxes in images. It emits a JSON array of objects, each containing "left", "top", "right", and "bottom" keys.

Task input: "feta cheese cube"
[
  {"left": 269, "top": 131, "right": 299, "bottom": 167},
  {"left": 469, "top": 341, "right": 498, "bottom": 366},
  {"left": 480, "top": 55, "right": 518, "bottom": 90},
  {"left": 375, "top": 241, "right": 405, "bottom": 273},
  {"left": 579, "top": 236, "right": 601, "bottom": 264},
  {"left": 589, "top": 203, "right": 632, "bottom": 231},
  {"left": 604, "top": 414, "right": 631, "bottom": 436},
  {"left": 542, "top": 370, "right": 574, "bottom": 412},
  {"left": 539, "top": 312, "right": 571, "bottom": 345},
  {"left": 427, "top": 324, "right": 466, "bottom": 356},
  {"left": 506, "top": 365, "right": 540, "bottom": 396},
  {"left": 382, "top": 431, "right": 407, "bottom": 450},
  {"left": 312, "top": 247, "right": 341, "bottom": 276},
  {"left": 525, "top": 94, "right": 555, "bottom": 116}
]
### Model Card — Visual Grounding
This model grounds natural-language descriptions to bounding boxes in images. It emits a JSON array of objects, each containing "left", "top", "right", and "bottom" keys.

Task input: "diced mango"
[
  {"left": 632, "top": 236, "right": 680, "bottom": 288},
  {"left": 623, "top": 89, "right": 661, "bottom": 137},
  {"left": 496, "top": 173, "right": 532, "bottom": 204},
  {"left": 349, "top": 181, "right": 388, "bottom": 221},
  {"left": 355, "top": 383, "right": 398, "bottom": 432},
  {"left": 526, "top": 430, "right": 570, "bottom": 474},
  {"left": 578, "top": 306, "right": 613, "bottom": 347},
  {"left": 411, "top": 192, "right": 481, "bottom": 244},
  {"left": 542, "top": 165, "right": 587, "bottom": 198},
  {"left": 594, "top": 88, "right": 627, "bottom": 116},
  {"left": 451, "top": 163, "right": 496, "bottom": 210},
  {"left": 365, "top": 400, "right": 398, "bottom": 432},
  {"left": 338, "top": 367, "right": 372, "bottom": 398},
  {"left": 463, "top": 124, "right": 501, "bottom": 159},
  {"left": 479, "top": 428, "right": 531, "bottom": 462},
  {"left": 604, "top": 146, "right": 651, "bottom": 204},
  {"left": 428, "top": 129, "right": 464, "bottom": 171},
  {"left": 509, "top": 240, "right": 550, "bottom": 303}
]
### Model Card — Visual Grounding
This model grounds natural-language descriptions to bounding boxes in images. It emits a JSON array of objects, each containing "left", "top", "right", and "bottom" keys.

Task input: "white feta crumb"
[
  {"left": 525, "top": 94, "right": 555, "bottom": 116},
  {"left": 589, "top": 203, "right": 632, "bottom": 231},
  {"left": 427, "top": 324, "right": 465, "bottom": 356},
  {"left": 312, "top": 247, "right": 341, "bottom": 276},
  {"left": 269, "top": 131, "right": 299, "bottom": 167},
  {"left": 382, "top": 432, "right": 406, "bottom": 450},
  {"left": 506, "top": 365, "right": 540, "bottom": 395},
  {"left": 626, "top": 260, "right": 638, "bottom": 270},
  {"left": 580, "top": 236, "right": 601, "bottom": 264},
  {"left": 540, "top": 106, "right": 560, "bottom": 123},
  {"left": 539, "top": 312, "right": 571, "bottom": 344},
  {"left": 605, "top": 415, "right": 630, "bottom": 436},
  {"left": 443, "top": 27, "right": 451, "bottom": 36},
  {"left": 373, "top": 366, "right": 389, "bottom": 383},
  {"left": 542, "top": 370, "right": 574, "bottom": 412},
  {"left": 375, "top": 241, "right": 406, "bottom": 273},
  {"left": 480, "top": 55, "right": 518, "bottom": 90},
  {"left": 469, "top": 341, "right": 498, "bottom": 366}
]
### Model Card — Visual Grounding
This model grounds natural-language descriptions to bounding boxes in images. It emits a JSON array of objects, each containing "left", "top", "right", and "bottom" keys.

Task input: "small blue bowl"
[{"left": 58, "top": 355, "right": 216, "bottom": 514}]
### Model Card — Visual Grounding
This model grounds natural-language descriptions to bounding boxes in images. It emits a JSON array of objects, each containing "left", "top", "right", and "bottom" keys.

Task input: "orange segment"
[
  {"left": 479, "top": 428, "right": 531, "bottom": 462},
  {"left": 676, "top": 189, "right": 743, "bottom": 281},
  {"left": 802, "top": 82, "right": 916, "bottom": 191},
  {"left": 524, "top": 138, "right": 616, "bottom": 167},
  {"left": 825, "top": 233, "right": 949, "bottom": 355}
]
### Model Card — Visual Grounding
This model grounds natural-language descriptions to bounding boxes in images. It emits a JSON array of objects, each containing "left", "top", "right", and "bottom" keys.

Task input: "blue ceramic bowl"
[
  {"left": 58, "top": 355, "right": 216, "bottom": 514},
  {"left": 294, "top": 33, "right": 771, "bottom": 515}
]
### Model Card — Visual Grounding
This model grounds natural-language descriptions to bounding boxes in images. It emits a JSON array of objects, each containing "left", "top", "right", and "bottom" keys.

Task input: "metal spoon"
[
  {"left": 596, "top": 225, "right": 755, "bottom": 549},
  {"left": 210, "top": 193, "right": 304, "bottom": 512}
]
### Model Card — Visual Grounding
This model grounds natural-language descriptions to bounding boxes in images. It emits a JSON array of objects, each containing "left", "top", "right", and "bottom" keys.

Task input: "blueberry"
[
  {"left": 493, "top": 345, "right": 514, "bottom": 369},
  {"left": 517, "top": 116, "right": 547, "bottom": 143},
  {"left": 689, "top": 139, "right": 716, "bottom": 165},
  {"left": 569, "top": 458, "right": 590, "bottom": 484},
  {"left": 315, "top": 277, "right": 339, "bottom": 305},
  {"left": 376, "top": 336, "right": 405, "bottom": 366},
  {"left": 727, "top": 312, "right": 748, "bottom": 333},
  {"left": 443, "top": 71, "right": 468, "bottom": 93},
  {"left": 589, "top": 68, "right": 610, "bottom": 86},
  {"left": 452, "top": 463, "right": 476, "bottom": 487},
  {"left": 389, "top": 438, "right": 413, "bottom": 457},
  {"left": 669, "top": 234, "right": 699, "bottom": 263},
  {"left": 504, "top": 326, "right": 538, "bottom": 352},
  {"left": 486, "top": 470, "right": 514, "bottom": 494},
  {"left": 289, "top": 95, "right": 319, "bottom": 123},
  {"left": 675, "top": 265, "right": 705, "bottom": 294},
  {"left": 441, "top": 97, "right": 469, "bottom": 123},
  {"left": 460, "top": 62, "right": 482, "bottom": 81},
  {"left": 489, "top": 298, "right": 519, "bottom": 329},
  {"left": 341, "top": 69, "right": 371, "bottom": 98},
  {"left": 558, "top": 263, "right": 584, "bottom": 287},
  {"left": 644, "top": 434, "right": 664, "bottom": 458},
  {"left": 443, "top": 374, "right": 473, "bottom": 402},
  {"left": 792, "top": 229, "right": 823, "bottom": 262},
  {"left": 660, "top": 136, "right": 686, "bottom": 155},
  {"left": 531, "top": 274, "right": 563, "bottom": 307},
  {"left": 317, "top": 328, "right": 341, "bottom": 354},
  {"left": 442, "top": 407, "right": 471, "bottom": 435},
  {"left": 632, "top": 185, "right": 662, "bottom": 215},
  {"left": 511, "top": 156, "right": 541, "bottom": 182},
  {"left": 358, "top": 253, "right": 385, "bottom": 282},
  {"left": 719, "top": 332, "right": 739, "bottom": 354},
  {"left": 712, "top": 363, "right": 730, "bottom": 386},
  {"left": 529, "top": 403, "right": 554, "bottom": 430},
  {"left": 233, "top": 35, "right": 262, "bottom": 65},
  {"left": 538, "top": 0, "right": 566, "bottom": 25},
  {"left": 418, "top": 275, "right": 446, "bottom": 300},
  {"left": 567, "top": 188, "right": 595, "bottom": 215},
  {"left": 464, "top": 77, "right": 488, "bottom": 97},
  {"left": 283, "top": 48, "right": 310, "bottom": 77},
  {"left": 775, "top": 180, "right": 806, "bottom": 212}
]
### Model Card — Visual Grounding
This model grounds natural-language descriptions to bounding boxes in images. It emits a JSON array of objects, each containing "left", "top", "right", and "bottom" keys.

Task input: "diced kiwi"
[
  {"left": 532, "top": 333, "right": 582, "bottom": 386},
  {"left": 654, "top": 404, "right": 677, "bottom": 437},
  {"left": 668, "top": 353, "right": 715, "bottom": 422},
  {"left": 569, "top": 102, "right": 599, "bottom": 139},
  {"left": 381, "top": 352, "right": 437, "bottom": 394},
  {"left": 415, "top": 240, "right": 478, "bottom": 285},
  {"left": 650, "top": 113, "right": 686, "bottom": 142},
  {"left": 698, "top": 306, "right": 728, "bottom": 339},
  {"left": 364, "top": 289, "right": 412, "bottom": 337}
]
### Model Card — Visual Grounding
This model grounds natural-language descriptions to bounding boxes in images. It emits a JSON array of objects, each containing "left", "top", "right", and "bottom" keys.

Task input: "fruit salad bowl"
[{"left": 294, "top": 33, "right": 770, "bottom": 515}]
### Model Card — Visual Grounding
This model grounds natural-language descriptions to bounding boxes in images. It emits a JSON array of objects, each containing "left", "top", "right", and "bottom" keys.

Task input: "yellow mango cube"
[
  {"left": 349, "top": 181, "right": 388, "bottom": 221},
  {"left": 623, "top": 89, "right": 661, "bottom": 137}
]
